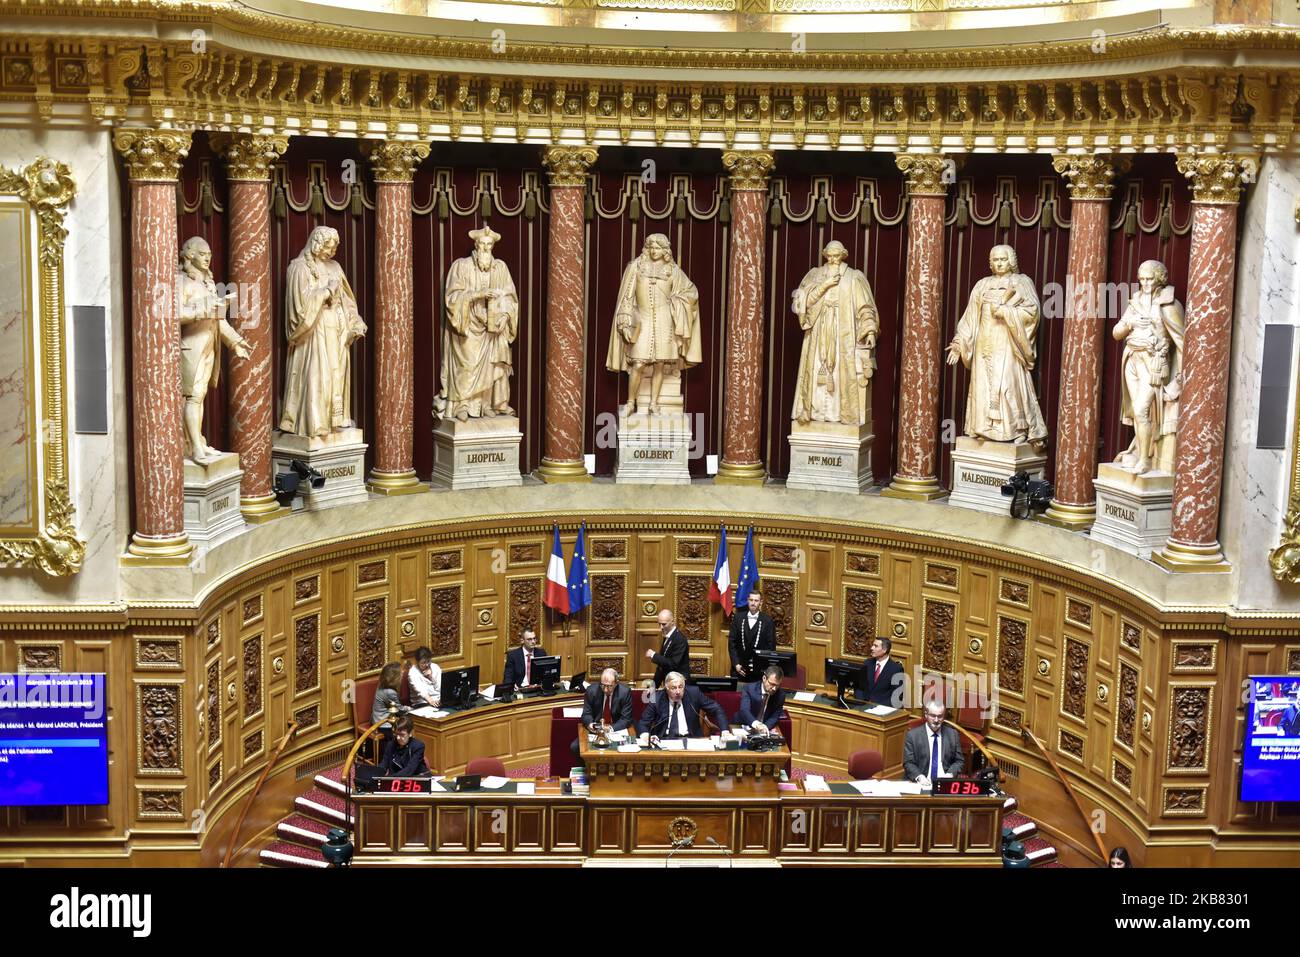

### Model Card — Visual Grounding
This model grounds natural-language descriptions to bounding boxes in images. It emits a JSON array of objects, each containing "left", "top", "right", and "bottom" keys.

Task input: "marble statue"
[
  {"left": 1113, "top": 260, "right": 1184, "bottom": 474},
  {"left": 278, "top": 226, "right": 367, "bottom": 439},
  {"left": 791, "top": 240, "right": 879, "bottom": 426},
  {"left": 176, "top": 236, "right": 251, "bottom": 464},
  {"left": 435, "top": 227, "right": 519, "bottom": 421},
  {"left": 605, "top": 233, "right": 702, "bottom": 414},
  {"left": 946, "top": 244, "right": 1048, "bottom": 446}
]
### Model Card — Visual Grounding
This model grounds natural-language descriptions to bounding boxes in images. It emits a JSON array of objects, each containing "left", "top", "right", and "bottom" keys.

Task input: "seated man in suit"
[
  {"left": 645, "top": 608, "right": 691, "bottom": 687},
  {"left": 728, "top": 590, "right": 776, "bottom": 679},
  {"left": 736, "top": 665, "right": 787, "bottom": 734},
  {"left": 640, "top": 672, "right": 728, "bottom": 743},
  {"left": 356, "top": 715, "right": 430, "bottom": 788},
  {"left": 1282, "top": 686, "right": 1300, "bottom": 737},
  {"left": 571, "top": 668, "right": 635, "bottom": 764},
  {"left": 858, "top": 636, "right": 904, "bottom": 707},
  {"left": 903, "top": 701, "right": 965, "bottom": 785},
  {"left": 502, "top": 628, "right": 546, "bottom": 689}
]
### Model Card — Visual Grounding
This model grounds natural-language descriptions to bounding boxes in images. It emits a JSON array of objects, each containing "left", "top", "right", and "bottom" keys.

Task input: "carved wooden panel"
[
  {"left": 761, "top": 543, "right": 797, "bottom": 565},
  {"left": 1172, "top": 642, "right": 1216, "bottom": 672},
  {"left": 1120, "top": 620, "right": 1142, "bottom": 653},
  {"left": 18, "top": 644, "right": 60, "bottom": 672},
  {"left": 209, "top": 759, "right": 222, "bottom": 791},
  {"left": 674, "top": 574, "right": 712, "bottom": 642},
  {"left": 842, "top": 585, "right": 879, "bottom": 657},
  {"left": 358, "top": 560, "right": 387, "bottom": 585},
  {"left": 589, "top": 573, "right": 626, "bottom": 643},
  {"left": 138, "top": 683, "right": 182, "bottom": 775},
  {"left": 1113, "top": 759, "right": 1132, "bottom": 791},
  {"left": 1116, "top": 661, "right": 1139, "bottom": 750},
  {"left": 243, "top": 729, "right": 263, "bottom": 761},
  {"left": 1058, "top": 729, "right": 1084, "bottom": 760},
  {"left": 206, "top": 618, "right": 220, "bottom": 651},
  {"left": 358, "top": 597, "right": 388, "bottom": 673},
  {"left": 295, "top": 613, "right": 320, "bottom": 694},
  {"left": 508, "top": 542, "right": 542, "bottom": 566},
  {"left": 1288, "top": 648, "right": 1300, "bottom": 674},
  {"left": 999, "top": 578, "right": 1029, "bottom": 606},
  {"left": 1167, "top": 685, "right": 1212, "bottom": 773},
  {"left": 996, "top": 616, "right": 1027, "bottom": 695},
  {"left": 508, "top": 577, "right": 541, "bottom": 642},
  {"left": 1065, "top": 597, "right": 1092, "bottom": 628},
  {"left": 590, "top": 538, "right": 626, "bottom": 561},
  {"left": 242, "top": 594, "right": 263, "bottom": 625},
  {"left": 294, "top": 703, "right": 320, "bottom": 730},
  {"left": 845, "top": 551, "right": 879, "bottom": 576},
  {"left": 243, "top": 635, "right": 263, "bottom": 720},
  {"left": 689, "top": 656, "right": 709, "bottom": 675},
  {"left": 428, "top": 548, "right": 463, "bottom": 574},
  {"left": 925, "top": 562, "right": 958, "bottom": 588},
  {"left": 763, "top": 576, "right": 795, "bottom": 646},
  {"left": 676, "top": 539, "right": 712, "bottom": 562},
  {"left": 206, "top": 659, "right": 221, "bottom": 750},
  {"left": 994, "top": 706, "right": 1023, "bottom": 733},
  {"left": 428, "top": 585, "right": 461, "bottom": 658},
  {"left": 135, "top": 637, "right": 182, "bottom": 670},
  {"left": 922, "top": 599, "right": 955, "bottom": 673},
  {"left": 295, "top": 575, "right": 320, "bottom": 603},
  {"left": 138, "top": 789, "right": 184, "bottom": 820},
  {"left": 588, "top": 655, "right": 625, "bottom": 677},
  {"left": 1061, "top": 637, "right": 1089, "bottom": 721},
  {"left": 1163, "top": 786, "right": 1207, "bottom": 816}
]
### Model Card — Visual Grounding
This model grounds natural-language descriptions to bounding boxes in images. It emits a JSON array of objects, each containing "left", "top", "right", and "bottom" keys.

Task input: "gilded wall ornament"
[
  {"left": 213, "top": 133, "right": 288, "bottom": 182},
  {"left": 1052, "top": 153, "right": 1123, "bottom": 200},
  {"left": 541, "top": 145, "right": 598, "bottom": 186},
  {"left": 113, "top": 128, "right": 192, "bottom": 181},
  {"left": 1175, "top": 152, "right": 1258, "bottom": 204},
  {"left": 721, "top": 150, "right": 775, "bottom": 190},
  {"left": 365, "top": 139, "right": 429, "bottom": 182},
  {"left": 895, "top": 153, "right": 951, "bottom": 196}
]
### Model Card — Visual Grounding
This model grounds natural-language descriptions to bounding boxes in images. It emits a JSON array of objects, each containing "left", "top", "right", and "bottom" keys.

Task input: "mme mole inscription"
[{"left": 807, "top": 454, "right": 844, "bottom": 467}]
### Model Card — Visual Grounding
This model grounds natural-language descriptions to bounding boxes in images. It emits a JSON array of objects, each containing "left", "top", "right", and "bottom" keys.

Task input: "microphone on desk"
[{"left": 705, "top": 836, "right": 734, "bottom": 869}]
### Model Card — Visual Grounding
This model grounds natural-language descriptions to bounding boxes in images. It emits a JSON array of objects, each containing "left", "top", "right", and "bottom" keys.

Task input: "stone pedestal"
[
  {"left": 183, "top": 453, "right": 246, "bottom": 550},
  {"left": 430, "top": 416, "right": 524, "bottom": 490},
  {"left": 948, "top": 437, "right": 1047, "bottom": 516},
  {"left": 1090, "top": 464, "right": 1174, "bottom": 559},
  {"left": 272, "top": 429, "right": 370, "bottom": 510},
  {"left": 786, "top": 421, "right": 874, "bottom": 493},
  {"left": 614, "top": 374, "right": 694, "bottom": 485}
]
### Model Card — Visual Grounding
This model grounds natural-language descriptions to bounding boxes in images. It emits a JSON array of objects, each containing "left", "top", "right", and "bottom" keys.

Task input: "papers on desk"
[
  {"left": 562, "top": 706, "right": 584, "bottom": 718},
  {"left": 480, "top": 775, "right": 510, "bottom": 789},
  {"left": 426, "top": 777, "right": 447, "bottom": 792},
  {"left": 803, "top": 775, "right": 831, "bottom": 792},
  {"left": 657, "top": 739, "right": 685, "bottom": 750},
  {"left": 481, "top": 684, "right": 497, "bottom": 699},
  {"left": 409, "top": 706, "right": 449, "bottom": 719},
  {"left": 686, "top": 737, "right": 715, "bottom": 752},
  {"left": 607, "top": 728, "right": 630, "bottom": 741},
  {"left": 849, "top": 779, "right": 909, "bottom": 796},
  {"left": 617, "top": 744, "right": 641, "bottom": 753},
  {"left": 515, "top": 782, "right": 535, "bottom": 795},
  {"left": 792, "top": 691, "right": 817, "bottom": 703},
  {"left": 865, "top": 704, "right": 898, "bottom": 716}
]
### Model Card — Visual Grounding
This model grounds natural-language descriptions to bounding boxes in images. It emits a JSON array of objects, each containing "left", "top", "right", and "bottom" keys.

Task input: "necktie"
[
  {"left": 670, "top": 701, "right": 681, "bottom": 737},
  {"left": 930, "top": 730, "right": 940, "bottom": 780},
  {"left": 875, "top": 661, "right": 884, "bottom": 686},
  {"left": 524, "top": 651, "right": 531, "bottom": 685},
  {"left": 759, "top": 692, "right": 770, "bottom": 725},
  {"left": 603, "top": 692, "right": 612, "bottom": 725}
]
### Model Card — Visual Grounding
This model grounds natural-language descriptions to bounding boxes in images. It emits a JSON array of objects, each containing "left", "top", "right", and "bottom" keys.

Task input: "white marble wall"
[
  {"left": 0, "top": 126, "right": 127, "bottom": 605},
  {"left": 1219, "top": 153, "right": 1300, "bottom": 612}
]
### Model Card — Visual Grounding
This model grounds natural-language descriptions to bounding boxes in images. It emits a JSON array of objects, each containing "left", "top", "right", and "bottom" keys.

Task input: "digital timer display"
[
  {"left": 930, "top": 778, "right": 993, "bottom": 796},
  {"left": 375, "top": 777, "right": 434, "bottom": 793}
]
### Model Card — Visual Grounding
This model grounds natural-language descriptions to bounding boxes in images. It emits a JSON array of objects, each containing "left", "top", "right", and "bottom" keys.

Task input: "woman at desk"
[
  {"left": 372, "top": 662, "right": 404, "bottom": 740},
  {"left": 408, "top": 647, "right": 442, "bottom": 709}
]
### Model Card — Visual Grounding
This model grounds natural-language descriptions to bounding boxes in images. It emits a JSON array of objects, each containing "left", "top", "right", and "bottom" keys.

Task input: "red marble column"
[
  {"left": 218, "top": 134, "right": 288, "bottom": 521},
  {"left": 1042, "top": 155, "right": 1117, "bottom": 529},
  {"left": 1154, "top": 154, "right": 1254, "bottom": 571},
  {"left": 716, "top": 150, "right": 775, "bottom": 486},
  {"left": 882, "top": 154, "right": 951, "bottom": 501},
  {"left": 115, "top": 129, "right": 193, "bottom": 564},
  {"left": 537, "top": 146, "right": 597, "bottom": 483},
  {"left": 366, "top": 140, "right": 430, "bottom": 494}
]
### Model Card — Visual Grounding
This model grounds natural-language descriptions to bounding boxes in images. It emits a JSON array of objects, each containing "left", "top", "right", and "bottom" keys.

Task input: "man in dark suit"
[
  {"left": 728, "top": 590, "right": 777, "bottom": 679},
  {"left": 571, "top": 668, "right": 635, "bottom": 764},
  {"left": 357, "top": 715, "right": 429, "bottom": 788},
  {"left": 736, "top": 665, "right": 787, "bottom": 733},
  {"left": 646, "top": 609, "right": 690, "bottom": 687},
  {"left": 903, "top": 701, "right": 965, "bottom": 784},
  {"left": 858, "top": 636, "right": 905, "bottom": 707},
  {"left": 1281, "top": 687, "right": 1300, "bottom": 737},
  {"left": 502, "top": 628, "right": 546, "bottom": 689},
  {"left": 640, "top": 672, "right": 728, "bottom": 741}
]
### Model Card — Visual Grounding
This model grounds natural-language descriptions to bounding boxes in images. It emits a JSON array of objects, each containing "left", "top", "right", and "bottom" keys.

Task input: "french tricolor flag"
[
  {"left": 708, "top": 525, "right": 733, "bottom": 615},
  {"left": 544, "top": 524, "right": 570, "bottom": 615}
]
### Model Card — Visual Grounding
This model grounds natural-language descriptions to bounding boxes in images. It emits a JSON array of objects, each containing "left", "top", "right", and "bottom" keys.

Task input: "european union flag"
[
  {"left": 735, "top": 526, "right": 760, "bottom": 608},
  {"left": 568, "top": 523, "right": 592, "bottom": 615}
]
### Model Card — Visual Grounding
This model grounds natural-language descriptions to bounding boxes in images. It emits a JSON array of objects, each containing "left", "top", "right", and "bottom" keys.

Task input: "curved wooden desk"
[{"left": 410, "top": 692, "right": 582, "bottom": 776}]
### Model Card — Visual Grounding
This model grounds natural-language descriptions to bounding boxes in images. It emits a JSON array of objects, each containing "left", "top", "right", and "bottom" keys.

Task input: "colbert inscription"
[
  {"left": 633, "top": 449, "right": 675, "bottom": 460},
  {"left": 1104, "top": 502, "right": 1137, "bottom": 523},
  {"left": 961, "top": 471, "right": 1006, "bottom": 488},
  {"left": 465, "top": 452, "right": 507, "bottom": 464}
]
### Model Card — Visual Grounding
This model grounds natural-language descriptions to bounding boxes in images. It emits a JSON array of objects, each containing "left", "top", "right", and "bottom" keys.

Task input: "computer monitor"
[
  {"left": 825, "top": 658, "right": 863, "bottom": 709},
  {"left": 690, "top": 675, "right": 738, "bottom": 693},
  {"left": 441, "top": 665, "right": 480, "bottom": 710},
  {"left": 493, "top": 680, "right": 515, "bottom": 701},
  {"left": 530, "top": 655, "right": 562, "bottom": 694},
  {"left": 754, "top": 650, "right": 796, "bottom": 682},
  {"left": 568, "top": 671, "right": 587, "bottom": 693}
]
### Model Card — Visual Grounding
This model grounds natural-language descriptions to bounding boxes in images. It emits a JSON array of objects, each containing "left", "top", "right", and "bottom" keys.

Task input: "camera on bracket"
[
  {"left": 273, "top": 459, "right": 326, "bottom": 508},
  {"left": 1000, "top": 470, "right": 1053, "bottom": 520}
]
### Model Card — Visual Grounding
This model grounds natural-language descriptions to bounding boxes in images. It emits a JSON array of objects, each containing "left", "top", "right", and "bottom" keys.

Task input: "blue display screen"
[
  {"left": 1241, "top": 676, "right": 1300, "bottom": 803},
  {"left": 0, "top": 673, "right": 108, "bottom": 806}
]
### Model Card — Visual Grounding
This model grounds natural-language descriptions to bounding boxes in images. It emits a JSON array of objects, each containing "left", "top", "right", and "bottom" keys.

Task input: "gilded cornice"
[
  {"left": 542, "top": 146, "right": 598, "bottom": 186},
  {"left": 1052, "top": 153, "right": 1126, "bottom": 200},
  {"left": 722, "top": 150, "right": 775, "bottom": 189},
  {"left": 365, "top": 139, "right": 431, "bottom": 182},
  {"left": 1176, "top": 151, "right": 1259, "bottom": 203},
  {"left": 113, "top": 128, "right": 192, "bottom": 182},
  {"left": 212, "top": 133, "right": 288, "bottom": 182},
  {"left": 896, "top": 153, "right": 952, "bottom": 196}
]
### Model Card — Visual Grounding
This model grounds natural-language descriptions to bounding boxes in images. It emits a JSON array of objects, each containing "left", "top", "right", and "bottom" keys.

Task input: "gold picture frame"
[{"left": 0, "top": 157, "right": 83, "bottom": 576}]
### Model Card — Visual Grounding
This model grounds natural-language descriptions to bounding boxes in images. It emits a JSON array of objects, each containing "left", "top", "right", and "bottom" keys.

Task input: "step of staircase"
[
  {"left": 315, "top": 767, "right": 347, "bottom": 797},
  {"left": 1023, "top": 836, "right": 1059, "bottom": 866},
  {"left": 259, "top": 840, "right": 329, "bottom": 869},
  {"left": 277, "top": 813, "right": 334, "bottom": 850},
  {"left": 294, "top": 787, "right": 353, "bottom": 828},
  {"left": 1003, "top": 809, "right": 1039, "bottom": 840}
]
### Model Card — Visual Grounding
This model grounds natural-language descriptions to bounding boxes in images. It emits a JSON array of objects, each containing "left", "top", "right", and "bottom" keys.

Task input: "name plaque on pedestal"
[
  {"left": 272, "top": 428, "right": 370, "bottom": 511},
  {"left": 614, "top": 404, "right": 692, "bottom": 485},
  {"left": 1089, "top": 463, "right": 1173, "bottom": 559},
  {"left": 430, "top": 416, "right": 523, "bottom": 490},
  {"left": 183, "top": 452, "right": 245, "bottom": 550},
  {"left": 786, "top": 421, "right": 874, "bottom": 493},
  {"left": 948, "top": 436, "right": 1046, "bottom": 516}
]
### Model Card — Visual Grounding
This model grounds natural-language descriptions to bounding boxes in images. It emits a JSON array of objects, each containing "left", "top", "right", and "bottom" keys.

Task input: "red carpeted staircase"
[{"left": 1002, "top": 794, "right": 1064, "bottom": 867}]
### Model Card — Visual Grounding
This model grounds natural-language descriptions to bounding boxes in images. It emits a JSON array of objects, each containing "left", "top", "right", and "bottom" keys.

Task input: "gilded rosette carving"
[
  {"left": 1269, "top": 505, "right": 1300, "bottom": 584},
  {"left": 895, "top": 153, "right": 951, "bottom": 196},
  {"left": 721, "top": 150, "right": 775, "bottom": 190},
  {"left": 1176, "top": 152, "right": 1258, "bottom": 204},
  {"left": 366, "top": 139, "right": 430, "bottom": 182},
  {"left": 113, "top": 128, "right": 192, "bottom": 182},
  {"left": 542, "top": 146, "right": 598, "bottom": 186},
  {"left": 1052, "top": 154, "right": 1123, "bottom": 200},
  {"left": 214, "top": 133, "right": 288, "bottom": 182}
]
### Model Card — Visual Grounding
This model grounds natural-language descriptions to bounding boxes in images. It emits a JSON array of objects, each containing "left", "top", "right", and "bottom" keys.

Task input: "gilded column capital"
[
  {"left": 113, "top": 128, "right": 192, "bottom": 182},
  {"left": 366, "top": 139, "right": 431, "bottom": 183},
  {"left": 542, "top": 146, "right": 598, "bottom": 187},
  {"left": 896, "top": 153, "right": 954, "bottom": 196},
  {"left": 213, "top": 133, "right": 289, "bottom": 182},
  {"left": 1176, "top": 152, "right": 1259, "bottom": 204},
  {"left": 1052, "top": 154, "right": 1126, "bottom": 200},
  {"left": 722, "top": 150, "right": 775, "bottom": 190}
]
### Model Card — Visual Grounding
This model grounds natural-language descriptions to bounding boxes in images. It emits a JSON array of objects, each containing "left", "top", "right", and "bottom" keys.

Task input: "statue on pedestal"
[
  {"left": 605, "top": 233, "right": 702, "bottom": 414},
  {"left": 1113, "top": 259, "right": 1184, "bottom": 474},
  {"left": 278, "top": 226, "right": 367, "bottom": 439},
  {"left": 946, "top": 244, "right": 1048, "bottom": 447},
  {"left": 791, "top": 241, "right": 878, "bottom": 426},
  {"left": 435, "top": 227, "right": 519, "bottom": 422},
  {"left": 176, "top": 236, "right": 251, "bottom": 463}
]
